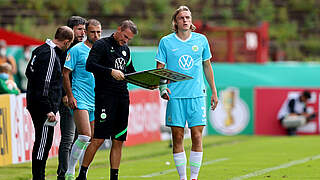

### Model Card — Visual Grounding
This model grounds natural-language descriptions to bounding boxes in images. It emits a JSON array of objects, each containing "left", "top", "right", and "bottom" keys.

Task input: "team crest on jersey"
[
  {"left": 100, "top": 109, "right": 107, "bottom": 122},
  {"left": 101, "top": 112, "right": 107, "bottom": 119},
  {"left": 122, "top": 50, "right": 127, "bottom": 56},
  {"left": 179, "top": 55, "right": 194, "bottom": 70},
  {"left": 192, "top": 45, "right": 199, "bottom": 52},
  {"left": 66, "top": 52, "right": 71, "bottom": 61}
]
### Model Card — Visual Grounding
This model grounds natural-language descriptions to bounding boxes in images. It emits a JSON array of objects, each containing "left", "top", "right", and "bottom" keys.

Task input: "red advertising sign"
[
  {"left": 126, "top": 90, "right": 161, "bottom": 146},
  {"left": 22, "top": 96, "right": 34, "bottom": 161},
  {"left": 255, "top": 87, "right": 320, "bottom": 135}
]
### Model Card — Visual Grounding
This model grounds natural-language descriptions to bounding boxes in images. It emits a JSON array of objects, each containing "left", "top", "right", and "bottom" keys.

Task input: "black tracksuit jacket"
[{"left": 25, "top": 39, "right": 64, "bottom": 114}]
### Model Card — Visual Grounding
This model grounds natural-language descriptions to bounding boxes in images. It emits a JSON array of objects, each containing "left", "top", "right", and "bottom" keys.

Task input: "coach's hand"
[
  {"left": 47, "top": 112, "right": 56, "bottom": 122},
  {"left": 111, "top": 69, "right": 125, "bottom": 80}
]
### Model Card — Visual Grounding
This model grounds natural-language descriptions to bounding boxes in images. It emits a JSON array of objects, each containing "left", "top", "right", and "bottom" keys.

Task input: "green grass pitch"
[{"left": 1, "top": 135, "right": 320, "bottom": 179}]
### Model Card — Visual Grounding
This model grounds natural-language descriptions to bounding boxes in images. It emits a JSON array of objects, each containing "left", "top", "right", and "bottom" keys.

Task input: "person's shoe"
[
  {"left": 75, "top": 175, "right": 87, "bottom": 180},
  {"left": 65, "top": 173, "right": 75, "bottom": 180}
]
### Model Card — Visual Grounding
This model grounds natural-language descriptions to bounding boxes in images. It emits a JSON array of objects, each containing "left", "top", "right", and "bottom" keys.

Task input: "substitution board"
[{"left": 125, "top": 69, "right": 193, "bottom": 89}]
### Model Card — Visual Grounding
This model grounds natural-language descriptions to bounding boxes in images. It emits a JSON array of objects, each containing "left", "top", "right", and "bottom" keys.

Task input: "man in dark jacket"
[
  {"left": 57, "top": 16, "right": 87, "bottom": 180},
  {"left": 26, "top": 26, "right": 74, "bottom": 180}
]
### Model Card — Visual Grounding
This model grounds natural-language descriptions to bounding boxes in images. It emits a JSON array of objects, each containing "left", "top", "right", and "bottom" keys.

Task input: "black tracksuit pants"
[{"left": 29, "top": 108, "right": 55, "bottom": 180}]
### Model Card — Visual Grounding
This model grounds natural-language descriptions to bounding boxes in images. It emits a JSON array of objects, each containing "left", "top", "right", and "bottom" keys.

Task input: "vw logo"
[
  {"left": 179, "top": 55, "right": 193, "bottom": 70},
  {"left": 115, "top": 57, "right": 125, "bottom": 70}
]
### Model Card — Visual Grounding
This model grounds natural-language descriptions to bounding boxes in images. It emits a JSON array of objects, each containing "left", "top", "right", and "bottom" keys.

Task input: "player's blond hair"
[{"left": 171, "top": 5, "right": 196, "bottom": 32}]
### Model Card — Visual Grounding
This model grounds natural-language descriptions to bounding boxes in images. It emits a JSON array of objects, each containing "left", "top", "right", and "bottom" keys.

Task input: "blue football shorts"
[
  {"left": 72, "top": 101, "right": 95, "bottom": 122},
  {"left": 165, "top": 97, "right": 207, "bottom": 128}
]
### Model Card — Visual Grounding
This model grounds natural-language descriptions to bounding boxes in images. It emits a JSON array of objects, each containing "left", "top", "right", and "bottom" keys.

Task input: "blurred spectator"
[
  {"left": 277, "top": 90, "right": 316, "bottom": 135},
  {"left": 0, "top": 39, "right": 17, "bottom": 79},
  {"left": 0, "top": 63, "right": 20, "bottom": 94},
  {"left": 18, "top": 45, "right": 32, "bottom": 92}
]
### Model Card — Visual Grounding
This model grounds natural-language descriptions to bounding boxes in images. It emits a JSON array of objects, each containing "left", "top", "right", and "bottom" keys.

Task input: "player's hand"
[
  {"left": 62, "top": 95, "right": 68, "bottom": 107},
  {"left": 111, "top": 69, "right": 125, "bottom": 80},
  {"left": 67, "top": 95, "right": 77, "bottom": 109},
  {"left": 47, "top": 112, "right": 56, "bottom": 122},
  {"left": 161, "top": 88, "right": 171, "bottom": 100},
  {"left": 211, "top": 95, "right": 218, "bottom": 111}
]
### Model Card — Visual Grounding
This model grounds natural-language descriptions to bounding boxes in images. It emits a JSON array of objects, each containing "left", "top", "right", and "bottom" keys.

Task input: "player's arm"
[
  {"left": 157, "top": 61, "right": 171, "bottom": 100},
  {"left": 203, "top": 59, "right": 218, "bottom": 110},
  {"left": 62, "top": 67, "right": 77, "bottom": 109}
]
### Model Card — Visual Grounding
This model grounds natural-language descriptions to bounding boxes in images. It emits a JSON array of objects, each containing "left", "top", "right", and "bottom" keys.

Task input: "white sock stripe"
[{"left": 37, "top": 125, "right": 48, "bottom": 160}]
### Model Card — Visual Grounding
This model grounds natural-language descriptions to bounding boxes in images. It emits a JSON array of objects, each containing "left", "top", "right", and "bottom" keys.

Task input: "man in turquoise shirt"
[
  {"left": 156, "top": 6, "right": 218, "bottom": 180},
  {"left": 63, "top": 19, "right": 102, "bottom": 180}
]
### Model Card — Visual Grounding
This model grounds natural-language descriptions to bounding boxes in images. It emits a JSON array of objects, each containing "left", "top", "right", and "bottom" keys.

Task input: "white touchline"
[
  {"left": 230, "top": 154, "right": 320, "bottom": 180},
  {"left": 121, "top": 158, "right": 229, "bottom": 178}
]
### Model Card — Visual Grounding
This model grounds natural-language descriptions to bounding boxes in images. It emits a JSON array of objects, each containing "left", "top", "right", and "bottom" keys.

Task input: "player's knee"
[
  {"left": 172, "top": 134, "right": 184, "bottom": 144},
  {"left": 91, "top": 138, "right": 104, "bottom": 147},
  {"left": 191, "top": 132, "right": 202, "bottom": 141}
]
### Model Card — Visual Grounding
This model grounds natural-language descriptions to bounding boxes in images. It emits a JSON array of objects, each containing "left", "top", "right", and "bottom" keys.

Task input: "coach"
[
  {"left": 76, "top": 20, "right": 137, "bottom": 180},
  {"left": 25, "top": 26, "right": 74, "bottom": 180}
]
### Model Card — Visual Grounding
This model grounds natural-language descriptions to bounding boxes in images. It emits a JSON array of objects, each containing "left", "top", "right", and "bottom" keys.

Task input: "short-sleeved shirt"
[
  {"left": 64, "top": 42, "right": 95, "bottom": 111},
  {"left": 155, "top": 32, "right": 212, "bottom": 98}
]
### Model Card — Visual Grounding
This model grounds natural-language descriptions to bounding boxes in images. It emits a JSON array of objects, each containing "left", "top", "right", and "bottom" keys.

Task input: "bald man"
[{"left": 26, "top": 26, "right": 74, "bottom": 180}]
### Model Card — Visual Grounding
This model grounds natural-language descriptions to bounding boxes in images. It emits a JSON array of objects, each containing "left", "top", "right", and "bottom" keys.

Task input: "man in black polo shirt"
[{"left": 76, "top": 20, "right": 137, "bottom": 180}]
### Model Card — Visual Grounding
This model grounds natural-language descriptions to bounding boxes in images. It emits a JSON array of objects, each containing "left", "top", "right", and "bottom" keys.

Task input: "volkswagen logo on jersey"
[
  {"left": 179, "top": 55, "right": 194, "bottom": 70},
  {"left": 115, "top": 57, "right": 126, "bottom": 70}
]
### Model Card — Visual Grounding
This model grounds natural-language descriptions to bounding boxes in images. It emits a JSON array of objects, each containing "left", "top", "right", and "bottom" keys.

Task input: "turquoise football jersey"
[
  {"left": 64, "top": 42, "right": 95, "bottom": 110},
  {"left": 155, "top": 32, "right": 212, "bottom": 98}
]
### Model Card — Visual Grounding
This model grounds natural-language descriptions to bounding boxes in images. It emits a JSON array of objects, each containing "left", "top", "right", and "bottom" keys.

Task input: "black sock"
[
  {"left": 110, "top": 169, "right": 119, "bottom": 180},
  {"left": 78, "top": 166, "right": 88, "bottom": 177}
]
